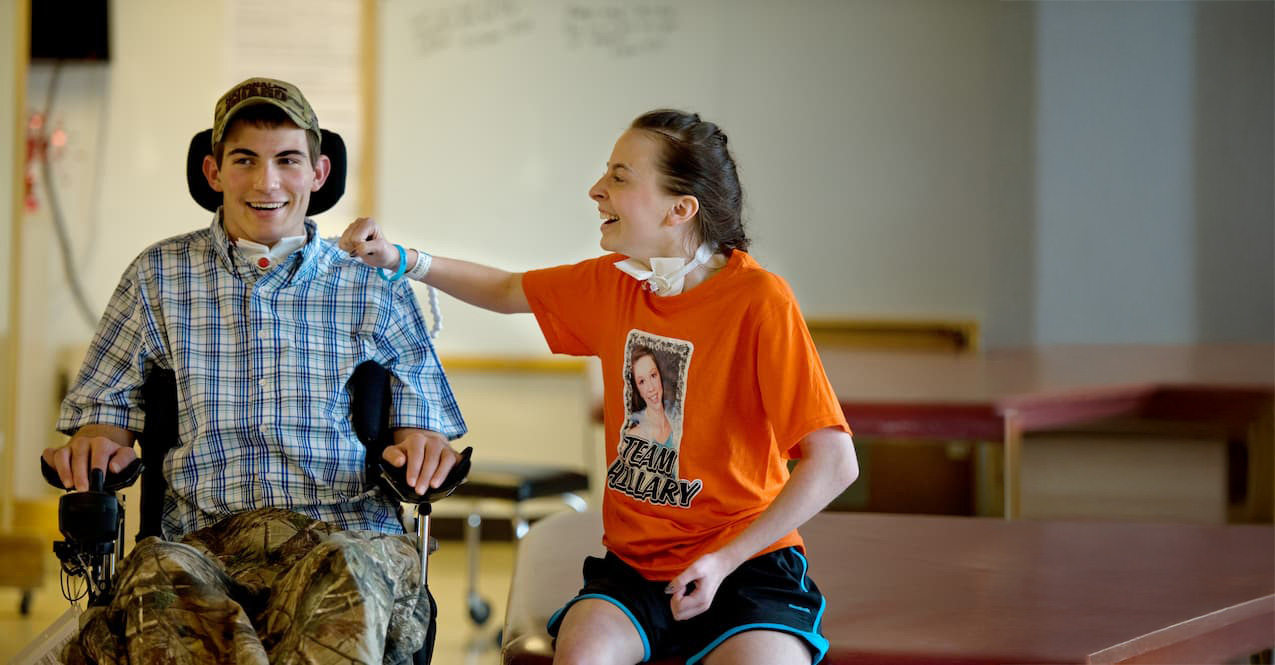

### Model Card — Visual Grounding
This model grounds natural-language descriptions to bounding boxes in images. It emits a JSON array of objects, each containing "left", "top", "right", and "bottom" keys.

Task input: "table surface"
[
  {"left": 801, "top": 512, "right": 1274, "bottom": 665},
  {"left": 549, "top": 346, "right": 1275, "bottom": 663},
  {"left": 502, "top": 510, "right": 1274, "bottom": 665}
]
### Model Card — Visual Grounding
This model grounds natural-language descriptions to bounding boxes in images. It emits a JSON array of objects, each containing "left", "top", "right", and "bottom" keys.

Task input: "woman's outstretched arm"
[{"left": 340, "top": 216, "right": 531, "bottom": 314}]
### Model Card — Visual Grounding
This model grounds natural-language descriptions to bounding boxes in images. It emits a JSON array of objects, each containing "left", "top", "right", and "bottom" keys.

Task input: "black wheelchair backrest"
[{"left": 185, "top": 127, "right": 347, "bottom": 215}]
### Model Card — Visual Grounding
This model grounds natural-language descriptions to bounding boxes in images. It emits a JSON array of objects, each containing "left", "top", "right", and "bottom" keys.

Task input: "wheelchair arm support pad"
[{"left": 348, "top": 359, "right": 473, "bottom": 504}]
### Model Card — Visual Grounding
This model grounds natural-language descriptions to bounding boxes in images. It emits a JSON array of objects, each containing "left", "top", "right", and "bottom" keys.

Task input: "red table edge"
[{"left": 1086, "top": 594, "right": 1275, "bottom": 664}]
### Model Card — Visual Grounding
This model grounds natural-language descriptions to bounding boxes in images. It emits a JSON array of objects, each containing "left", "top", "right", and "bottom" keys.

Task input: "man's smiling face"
[{"left": 202, "top": 122, "right": 329, "bottom": 245}]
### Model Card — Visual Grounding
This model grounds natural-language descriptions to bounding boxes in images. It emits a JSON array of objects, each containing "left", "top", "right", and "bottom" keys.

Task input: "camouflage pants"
[{"left": 63, "top": 507, "right": 431, "bottom": 665}]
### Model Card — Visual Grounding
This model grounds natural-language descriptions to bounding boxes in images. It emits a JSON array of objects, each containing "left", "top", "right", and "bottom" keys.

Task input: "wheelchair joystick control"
[
  {"left": 41, "top": 459, "right": 142, "bottom": 607},
  {"left": 58, "top": 472, "right": 121, "bottom": 548}
]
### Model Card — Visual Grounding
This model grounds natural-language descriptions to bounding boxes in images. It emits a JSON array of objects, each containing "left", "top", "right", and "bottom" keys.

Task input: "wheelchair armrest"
[
  {"left": 376, "top": 446, "right": 472, "bottom": 505},
  {"left": 40, "top": 457, "right": 144, "bottom": 493}
]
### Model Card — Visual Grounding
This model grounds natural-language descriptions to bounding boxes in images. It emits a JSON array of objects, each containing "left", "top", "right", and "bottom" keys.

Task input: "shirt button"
[
  {"left": 257, "top": 329, "right": 267, "bottom": 339},
  {"left": 257, "top": 257, "right": 271, "bottom": 269},
  {"left": 258, "top": 378, "right": 266, "bottom": 388}
]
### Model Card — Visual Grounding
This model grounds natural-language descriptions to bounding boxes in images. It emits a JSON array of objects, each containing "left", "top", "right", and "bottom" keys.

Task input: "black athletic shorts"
[{"left": 546, "top": 547, "right": 828, "bottom": 664}]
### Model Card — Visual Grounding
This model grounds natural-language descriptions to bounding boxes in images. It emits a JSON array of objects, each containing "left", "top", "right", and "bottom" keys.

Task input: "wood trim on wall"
[
  {"left": 3, "top": 0, "right": 31, "bottom": 532},
  {"left": 439, "top": 355, "right": 587, "bottom": 374},
  {"left": 805, "top": 317, "right": 980, "bottom": 353},
  {"left": 438, "top": 318, "right": 983, "bottom": 373},
  {"left": 360, "top": 0, "right": 377, "bottom": 218}
]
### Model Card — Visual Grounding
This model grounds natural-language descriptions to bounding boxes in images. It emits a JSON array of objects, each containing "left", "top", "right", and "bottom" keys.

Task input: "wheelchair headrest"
[{"left": 185, "top": 127, "right": 347, "bottom": 216}]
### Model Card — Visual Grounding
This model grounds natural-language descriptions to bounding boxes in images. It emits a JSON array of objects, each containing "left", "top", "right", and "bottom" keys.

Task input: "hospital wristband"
[{"left": 405, "top": 249, "right": 433, "bottom": 281}]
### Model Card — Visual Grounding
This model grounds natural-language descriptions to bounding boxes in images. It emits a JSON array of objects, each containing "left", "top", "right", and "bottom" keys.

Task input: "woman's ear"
[
  {"left": 202, "top": 155, "right": 223, "bottom": 192},
  {"left": 667, "top": 195, "right": 700, "bottom": 227}
]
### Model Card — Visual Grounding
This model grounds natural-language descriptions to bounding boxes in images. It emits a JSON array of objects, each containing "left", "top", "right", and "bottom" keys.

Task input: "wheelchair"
[
  {"left": 42, "top": 361, "right": 469, "bottom": 663},
  {"left": 37, "top": 126, "right": 469, "bottom": 665}
]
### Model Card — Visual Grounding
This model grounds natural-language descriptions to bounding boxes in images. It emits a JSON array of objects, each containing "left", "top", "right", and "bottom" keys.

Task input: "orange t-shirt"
[{"left": 522, "top": 250, "right": 851, "bottom": 580}]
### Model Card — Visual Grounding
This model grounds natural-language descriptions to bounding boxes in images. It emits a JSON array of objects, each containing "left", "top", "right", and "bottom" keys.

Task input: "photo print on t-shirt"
[{"left": 608, "top": 330, "right": 703, "bottom": 508}]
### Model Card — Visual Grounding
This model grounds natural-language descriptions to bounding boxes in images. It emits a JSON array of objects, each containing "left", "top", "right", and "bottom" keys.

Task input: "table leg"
[
  {"left": 1247, "top": 397, "right": 1274, "bottom": 523},
  {"left": 975, "top": 441, "right": 1005, "bottom": 516},
  {"left": 1003, "top": 411, "right": 1023, "bottom": 520}
]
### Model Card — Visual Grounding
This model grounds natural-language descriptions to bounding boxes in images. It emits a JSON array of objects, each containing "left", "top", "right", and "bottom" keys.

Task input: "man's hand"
[
  {"left": 666, "top": 550, "right": 737, "bottom": 621},
  {"left": 382, "top": 428, "right": 459, "bottom": 495},
  {"left": 42, "top": 424, "right": 137, "bottom": 492},
  {"left": 339, "top": 217, "right": 398, "bottom": 271}
]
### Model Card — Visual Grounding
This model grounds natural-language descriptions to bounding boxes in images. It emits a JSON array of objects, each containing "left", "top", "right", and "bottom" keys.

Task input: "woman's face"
[
  {"left": 631, "top": 353, "right": 663, "bottom": 409},
  {"left": 589, "top": 129, "right": 681, "bottom": 260}
]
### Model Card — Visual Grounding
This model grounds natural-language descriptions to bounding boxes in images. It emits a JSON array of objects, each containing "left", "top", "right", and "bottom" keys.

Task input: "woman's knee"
[
  {"left": 553, "top": 598, "right": 646, "bottom": 665},
  {"left": 701, "top": 629, "right": 813, "bottom": 665}
]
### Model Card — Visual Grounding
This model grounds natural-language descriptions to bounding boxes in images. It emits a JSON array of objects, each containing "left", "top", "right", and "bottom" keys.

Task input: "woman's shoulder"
[
  {"left": 537, "top": 253, "right": 627, "bottom": 273},
  {"left": 525, "top": 253, "right": 629, "bottom": 288},
  {"left": 723, "top": 251, "right": 797, "bottom": 301}
]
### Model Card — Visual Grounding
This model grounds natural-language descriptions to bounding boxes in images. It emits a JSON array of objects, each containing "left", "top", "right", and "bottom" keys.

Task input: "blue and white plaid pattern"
[{"left": 59, "top": 215, "right": 466, "bottom": 537}]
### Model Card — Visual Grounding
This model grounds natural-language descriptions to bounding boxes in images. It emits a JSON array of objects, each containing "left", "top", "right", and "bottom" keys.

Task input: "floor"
[{"left": 1, "top": 537, "right": 515, "bottom": 665}]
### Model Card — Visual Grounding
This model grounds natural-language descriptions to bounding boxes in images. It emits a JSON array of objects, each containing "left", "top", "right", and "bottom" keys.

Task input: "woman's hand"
[
  {"left": 666, "top": 550, "right": 737, "bottom": 621},
  {"left": 340, "top": 217, "right": 398, "bottom": 271},
  {"left": 662, "top": 429, "right": 857, "bottom": 621}
]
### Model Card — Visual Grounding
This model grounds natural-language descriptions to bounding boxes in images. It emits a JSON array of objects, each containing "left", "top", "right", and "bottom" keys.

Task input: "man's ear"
[
  {"left": 202, "top": 155, "right": 224, "bottom": 192},
  {"left": 666, "top": 195, "right": 699, "bottom": 227},
  {"left": 310, "top": 154, "right": 331, "bottom": 192}
]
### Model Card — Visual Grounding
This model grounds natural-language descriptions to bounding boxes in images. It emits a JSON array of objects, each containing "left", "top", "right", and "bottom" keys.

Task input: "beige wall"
[
  {"left": 1021, "top": 435, "right": 1227, "bottom": 524},
  {"left": 0, "top": 0, "right": 16, "bottom": 337},
  {"left": 13, "top": 1, "right": 226, "bottom": 499},
  {"left": 1, "top": 0, "right": 27, "bottom": 528},
  {"left": 376, "top": 0, "right": 1024, "bottom": 353}
]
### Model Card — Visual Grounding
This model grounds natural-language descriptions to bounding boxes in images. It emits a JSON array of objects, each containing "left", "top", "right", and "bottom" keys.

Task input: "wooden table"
[
  {"left": 501, "top": 510, "right": 1275, "bottom": 665},
  {"left": 818, "top": 344, "right": 1275, "bottom": 521},
  {"left": 806, "top": 513, "right": 1274, "bottom": 664}
]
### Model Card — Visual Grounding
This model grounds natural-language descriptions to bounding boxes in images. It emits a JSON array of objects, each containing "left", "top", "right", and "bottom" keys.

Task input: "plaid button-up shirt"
[{"left": 59, "top": 215, "right": 466, "bottom": 537}]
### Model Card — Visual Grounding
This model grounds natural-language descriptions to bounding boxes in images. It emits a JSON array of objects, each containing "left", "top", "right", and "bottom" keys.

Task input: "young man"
[{"left": 42, "top": 78, "right": 465, "bottom": 664}]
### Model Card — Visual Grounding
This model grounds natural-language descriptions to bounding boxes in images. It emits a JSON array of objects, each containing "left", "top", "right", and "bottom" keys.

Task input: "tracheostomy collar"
[
  {"left": 614, "top": 242, "right": 720, "bottom": 296},
  {"left": 233, "top": 234, "right": 308, "bottom": 270}
]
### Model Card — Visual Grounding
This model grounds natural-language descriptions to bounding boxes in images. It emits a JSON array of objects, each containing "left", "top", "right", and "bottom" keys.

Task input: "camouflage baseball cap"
[{"left": 212, "top": 77, "right": 321, "bottom": 149}]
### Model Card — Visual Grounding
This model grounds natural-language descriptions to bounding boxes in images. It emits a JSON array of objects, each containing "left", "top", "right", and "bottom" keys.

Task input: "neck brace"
[
  {"left": 234, "top": 235, "right": 307, "bottom": 269},
  {"left": 614, "top": 242, "right": 721, "bottom": 296}
]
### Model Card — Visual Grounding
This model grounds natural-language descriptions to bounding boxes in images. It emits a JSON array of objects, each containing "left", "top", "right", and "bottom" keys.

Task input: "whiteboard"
[{"left": 376, "top": 0, "right": 1002, "bottom": 353}]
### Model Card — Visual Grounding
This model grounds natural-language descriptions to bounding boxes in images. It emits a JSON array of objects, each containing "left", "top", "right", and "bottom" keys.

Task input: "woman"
[{"left": 340, "top": 109, "right": 857, "bottom": 665}]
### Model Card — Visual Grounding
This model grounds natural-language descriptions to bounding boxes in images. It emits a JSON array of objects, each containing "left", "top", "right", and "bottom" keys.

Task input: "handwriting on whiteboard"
[
  {"left": 409, "top": 0, "right": 534, "bottom": 57},
  {"left": 565, "top": 4, "right": 677, "bottom": 58},
  {"left": 406, "top": 1, "right": 677, "bottom": 59}
]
